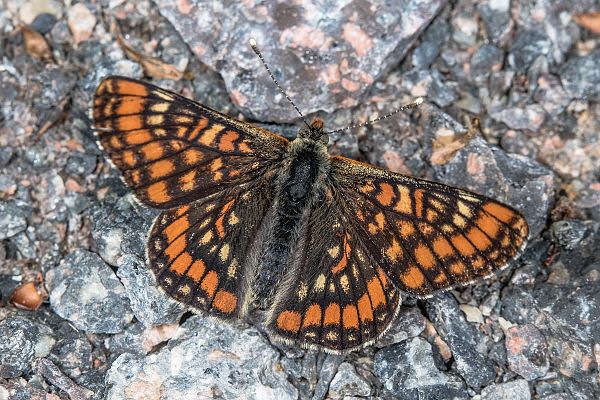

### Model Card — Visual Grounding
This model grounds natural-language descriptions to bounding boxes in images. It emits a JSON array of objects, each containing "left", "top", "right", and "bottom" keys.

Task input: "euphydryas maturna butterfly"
[{"left": 93, "top": 40, "right": 529, "bottom": 353}]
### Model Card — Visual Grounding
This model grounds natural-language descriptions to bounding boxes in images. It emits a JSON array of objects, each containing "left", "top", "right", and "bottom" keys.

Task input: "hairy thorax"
[{"left": 251, "top": 138, "right": 330, "bottom": 307}]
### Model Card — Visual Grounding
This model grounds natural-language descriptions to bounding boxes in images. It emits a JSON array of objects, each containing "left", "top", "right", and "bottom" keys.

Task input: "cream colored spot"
[
  {"left": 329, "top": 282, "right": 336, "bottom": 292},
  {"left": 442, "top": 224, "right": 454, "bottom": 233},
  {"left": 150, "top": 102, "right": 169, "bottom": 112},
  {"left": 153, "top": 90, "right": 174, "bottom": 100},
  {"left": 201, "top": 230, "right": 213, "bottom": 244},
  {"left": 227, "top": 259, "right": 238, "bottom": 278},
  {"left": 147, "top": 114, "right": 164, "bottom": 125},
  {"left": 315, "top": 274, "right": 326, "bottom": 292},
  {"left": 453, "top": 214, "right": 467, "bottom": 228},
  {"left": 351, "top": 264, "right": 359, "bottom": 279},
  {"left": 298, "top": 282, "right": 308, "bottom": 300},
  {"left": 430, "top": 198, "right": 444, "bottom": 212},
  {"left": 219, "top": 243, "right": 230, "bottom": 261},
  {"left": 328, "top": 245, "right": 340, "bottom": 258},
  {"left": 228, "top": 212, "right": 239, "bottom": 225},
  {"left": 460, "top": 193, "right": 480, "bottom": 203},
  {"left": 178, "top": 284, "right": 191, "bottom": 295},
  {"left": 325, "top": 331, "right": 338, "bottom": 341},
  {"left": 356, "top": 249, "right": 366, "bottom": 263},
  {"left": 199, "top": 217, "right": 211, "bottom": 229},
  {"left": 209, "top": 245, "right": 218, "bottom": 254},
  {"left": 175, "top": 115, "right": 193, "bottom": 124},
  {"left": 340, "top": 275, "right": 350, "bottom": 294},
  {"left": 205, "top": 203, "right": 216, "bottom": 212},
  {"left": 457, "top": 201, "right": 472, "bottom": 218}
]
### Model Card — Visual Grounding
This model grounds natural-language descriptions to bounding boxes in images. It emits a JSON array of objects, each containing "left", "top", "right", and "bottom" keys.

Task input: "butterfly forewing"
[
  {"left": 93, "top": 76, "right": 288, "bottom": 208},
  {"left": 330, "top": 156, "right": 529, "bottom": 298}
]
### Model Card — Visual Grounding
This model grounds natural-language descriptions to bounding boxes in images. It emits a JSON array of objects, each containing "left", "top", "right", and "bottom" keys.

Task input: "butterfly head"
[{"left": 299, "top": 118, "right": 329, "bottom": 144}]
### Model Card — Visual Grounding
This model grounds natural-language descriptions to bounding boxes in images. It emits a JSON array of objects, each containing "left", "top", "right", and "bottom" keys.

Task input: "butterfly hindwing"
[
  {"left": 330, "top": 156, "right": 529, "bottom": 298},
  {"left": 147, "top": 175, "right": 276, "bottom": 319},
  {"left": 267, "top": 184, "right": 401, "bottom": 352},
  {"left": 93, "top": 76, "right": 288, "bottom": 208}
]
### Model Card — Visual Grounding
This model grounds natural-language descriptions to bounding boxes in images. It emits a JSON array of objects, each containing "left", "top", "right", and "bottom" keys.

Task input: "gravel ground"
[{"left": 1, "top": 1, "right": 599, "bottom": 399}]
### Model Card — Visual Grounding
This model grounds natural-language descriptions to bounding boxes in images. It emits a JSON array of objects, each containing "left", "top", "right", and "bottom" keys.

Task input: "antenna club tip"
[
  {"left": 415, "top": 97, "right": 424, "bottom": 105},
  {"left": 249, "top": 38, "right": 257, "bottom": 47}
]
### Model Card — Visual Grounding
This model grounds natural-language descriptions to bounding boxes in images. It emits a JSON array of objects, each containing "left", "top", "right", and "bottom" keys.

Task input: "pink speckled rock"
[{"left": 156, "top": 0, "right": 446, "bottom": 122}]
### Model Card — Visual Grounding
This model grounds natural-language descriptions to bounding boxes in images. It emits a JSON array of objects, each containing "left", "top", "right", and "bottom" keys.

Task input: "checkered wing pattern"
[
  {"left": 147, "top": 177, "right": 275, "bottom": 318},
  {"left": 331, "top": 156, "right": 529, "bottom": 297},
  {"left": 268, "top": 186, "right": 400, "bottom": 351},
  {"left": 93, "top": 76, "right": 288, "bottom": 208},
  {"left": 93, "top": 76, "right": 288, "bottom": 318},
  {"left": 269, "top": 155, "right": 528, "bottom": 352}
]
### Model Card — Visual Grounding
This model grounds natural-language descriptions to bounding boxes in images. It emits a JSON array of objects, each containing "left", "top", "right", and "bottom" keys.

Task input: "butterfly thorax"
[{"left": 251, "top": 133, "right": 330, "bottom": 308}]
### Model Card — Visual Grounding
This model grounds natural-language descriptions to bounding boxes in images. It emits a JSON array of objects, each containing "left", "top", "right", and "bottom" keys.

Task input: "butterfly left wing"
[
  {"left": 147, "top": 168, "right": 277, "bottom": 320},
  {"left": 93, "top": 76, "right": 290, "bottom": 319},
  {"left": 93, "top": 76, "right": 288, "bottom": 209}
]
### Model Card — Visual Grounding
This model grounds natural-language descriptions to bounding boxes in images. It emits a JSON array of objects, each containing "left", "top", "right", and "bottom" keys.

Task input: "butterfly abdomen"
[{"left": 252, "top": 141, "right": 328, "bottom": 306}]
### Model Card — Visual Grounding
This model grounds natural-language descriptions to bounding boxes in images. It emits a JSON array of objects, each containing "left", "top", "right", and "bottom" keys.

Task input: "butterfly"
[{"left": 93, "top": 76, "right": 529, "bottom": 353}]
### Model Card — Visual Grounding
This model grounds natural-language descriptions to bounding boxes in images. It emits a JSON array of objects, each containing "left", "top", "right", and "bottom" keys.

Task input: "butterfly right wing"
[{"left": 266, "top": 182, "right": 401, "bottom": 352}]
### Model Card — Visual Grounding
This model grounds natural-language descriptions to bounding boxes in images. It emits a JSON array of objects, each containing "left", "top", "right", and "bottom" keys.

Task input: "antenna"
[
  {"left": 249, "top": 38, "right": 311, "bottom": 129},
  {"left": 326, "top": 97, "right": 424, "bottom": 134}
]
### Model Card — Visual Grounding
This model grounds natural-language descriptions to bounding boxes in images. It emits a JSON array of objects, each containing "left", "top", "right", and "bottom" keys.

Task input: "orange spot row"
[
  {"left": 414, "top": 243, "right": 436, "bottom": 269},
  {"left": 367, "top": 277, "right": 386, "bottom": 308},
  {"left": 146, "top": 181, "right": 171, "bottom": 204},
  {"left": 213, "top": 290, "right": 237, "bottom": 314},
  {"left": 187, "top": 259, "right": 206, "bottom": 281},
  {"left": 124, "top": 130, "right": 153, "bottom": 145},
  {"left": 114, "top": 80, "right": 149, "bottom": 97},
  {"left": 400, "top": 265, "right": 426, "bottom": 290},
  {"left": 218, "top": 130, "right": 239, "bottom": 152},
  {"left": 357, "top": 293, "right": 374, "bottom": 322},
  {"left": 116, "top": 97, "right": 144, "bottom": 115},
  {"left": 171, "top": 252, "right": 192, "bottom": 274},
  {"left": 118, "top": 115, "right": 144, "bottom": 131},
  {"left": 163, "top": 215, "right": 190, "bottom": 243},
  {"left": 483, "top": 202, "right": 515, "bottom": 223},
  {"left": 187, "top": 118, "right": 209, "bottom": 140},
  {"left": 201, "top": 270, "right": 218, "bottom": 298},
  {"left": 376, "top": 183, "right": 395, "bottom": 206},
  {"left": 216, "top": 199, "right": 235, "bottom": 238},
  {"left": 303, "top": 304, "right": 322, "bottom": 328},
  {"left": 277, "top": 310, "right": 301, "bottom": 333},
  {"left": 324, "top": 303, "right": 341, "bottom": 325}
]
